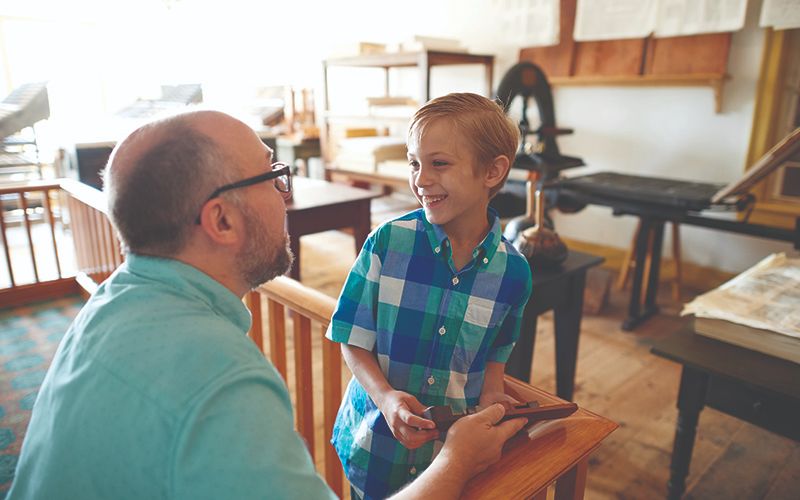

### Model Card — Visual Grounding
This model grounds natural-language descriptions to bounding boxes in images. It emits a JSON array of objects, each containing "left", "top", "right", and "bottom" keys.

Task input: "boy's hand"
[
  {"left": 479, "top": 391, "right": 519, "bottom": 408},
  {"left": 379, "top": 390, "right": 439, "bottom": 449}
]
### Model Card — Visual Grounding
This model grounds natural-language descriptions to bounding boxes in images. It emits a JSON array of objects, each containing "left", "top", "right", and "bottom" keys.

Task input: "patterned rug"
[{"left": 0, "top": 295, "right": 84, "bottom": 499}]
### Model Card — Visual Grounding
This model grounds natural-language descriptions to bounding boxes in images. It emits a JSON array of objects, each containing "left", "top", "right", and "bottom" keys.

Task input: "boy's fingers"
[{"left": 404, "top": 413, "right": 436, "bottom": 429}]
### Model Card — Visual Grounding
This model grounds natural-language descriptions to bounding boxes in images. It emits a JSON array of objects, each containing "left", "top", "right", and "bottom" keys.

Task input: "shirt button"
[
  {"left": 483, "top": 257, "right": 489, "bottom": 264},
  {"left": 434, "top": 246, "right": 441, "bottom": 254},
  {"left": 410, "top": 466, "right": 417, "bottom": 475},
  {"left": 427, "top": 376, "right": 435, "bottom": 385},
  {"left": 438, "top": 326, "right": 446, "bottom": 335},
  {"left": 452, "top": 277, "right": 459, "bottom": 285}
]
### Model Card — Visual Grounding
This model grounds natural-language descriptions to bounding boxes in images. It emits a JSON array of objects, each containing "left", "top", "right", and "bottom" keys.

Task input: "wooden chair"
[{"left": 249, "top": 276, "right": 617, "bottom": 499}]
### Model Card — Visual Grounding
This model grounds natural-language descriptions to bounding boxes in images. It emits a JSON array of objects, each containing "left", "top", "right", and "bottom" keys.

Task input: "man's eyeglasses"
[{"left": 196, "top": 162, "right": 292, "bottom": 224}]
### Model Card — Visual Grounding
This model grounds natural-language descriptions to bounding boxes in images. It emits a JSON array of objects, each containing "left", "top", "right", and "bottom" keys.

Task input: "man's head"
[
  {"left": 407, "top": 92, "right": 519, "bottom": 198},
  {"left": 104, "top": 110, "right": 293, "bottom": 293}
]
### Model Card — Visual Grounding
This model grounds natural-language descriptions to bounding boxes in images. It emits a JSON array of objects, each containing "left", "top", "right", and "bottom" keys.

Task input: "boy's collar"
[{"left": 422, "top": 208, "right": 502, "bottom": 265}]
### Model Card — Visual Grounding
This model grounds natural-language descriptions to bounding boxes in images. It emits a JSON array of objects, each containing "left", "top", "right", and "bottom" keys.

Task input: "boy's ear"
[{"left": 484, "top": 155, "right": 511, "bottom": 189}]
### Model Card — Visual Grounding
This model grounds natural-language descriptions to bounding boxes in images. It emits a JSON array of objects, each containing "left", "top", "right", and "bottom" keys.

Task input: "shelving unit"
[{"left": 321, "top": 50, "right": 495, "bottom": 188}]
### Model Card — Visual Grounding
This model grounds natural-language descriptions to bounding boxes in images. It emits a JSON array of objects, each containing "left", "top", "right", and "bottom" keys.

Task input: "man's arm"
[
  {"left": 391, "top": 403, "right": 527, "bottom": 500},
  {"left": 342, "top": 344, "right": 438, "bottom": 449}
]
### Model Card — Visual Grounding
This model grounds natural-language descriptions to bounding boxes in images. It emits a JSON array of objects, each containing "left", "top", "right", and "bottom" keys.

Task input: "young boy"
[{"left": 327, "top": 92, "right": 532, "bottom": 499}]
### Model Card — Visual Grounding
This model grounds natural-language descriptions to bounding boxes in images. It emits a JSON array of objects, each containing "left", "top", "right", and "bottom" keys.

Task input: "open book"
[
  {"left": 712, "top": 127, "right": 800, "bottom": 204},
  {"left": 682, "top": 253, "right": 800, "bottom": 363}
]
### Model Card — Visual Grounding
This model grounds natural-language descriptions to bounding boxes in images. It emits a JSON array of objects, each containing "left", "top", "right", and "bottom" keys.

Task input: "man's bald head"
[{"left": 104, "top": 111, "right": 244, "bottom": 256}]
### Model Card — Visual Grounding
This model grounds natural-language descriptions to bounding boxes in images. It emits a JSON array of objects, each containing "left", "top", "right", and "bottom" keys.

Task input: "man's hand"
[
  {"left": 440, "top": 403, "right": 527, "bottom": 475},
  {"left": 378, "top": 390, "right": 439, "bottom": 449},
  {"left": 479, "top": 391, "right": 519, "bottom": 408}
]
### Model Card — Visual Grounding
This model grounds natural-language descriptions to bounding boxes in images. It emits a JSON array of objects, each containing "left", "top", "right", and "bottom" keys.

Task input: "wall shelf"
[{"left": 549, "top": 73, "right": 730, "bottom": 113}]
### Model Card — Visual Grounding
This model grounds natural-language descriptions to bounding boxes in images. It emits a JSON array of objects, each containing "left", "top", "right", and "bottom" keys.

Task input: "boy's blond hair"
[{"left": 408, "top": 92, "right": 519, "bottom": 198}]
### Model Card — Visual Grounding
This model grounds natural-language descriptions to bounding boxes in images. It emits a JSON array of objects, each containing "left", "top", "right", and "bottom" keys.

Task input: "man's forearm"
[{"left": 389, "top": 449, "right": 469, "bottom": 500}]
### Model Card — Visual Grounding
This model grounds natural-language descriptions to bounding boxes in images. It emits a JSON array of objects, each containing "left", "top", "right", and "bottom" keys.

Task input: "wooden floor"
[{"left": 296, "top": 221, "right": 800, "bottom": 500}]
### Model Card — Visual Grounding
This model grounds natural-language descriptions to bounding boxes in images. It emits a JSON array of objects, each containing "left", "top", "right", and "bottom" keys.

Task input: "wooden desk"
[
  {"left": 651, "top": 326, "right": 800, "bottom": 500},
  {"left": 286, "top": 178, "right": 380, "bottom": 280},
  {"left": 464, "top": 376, "right": 617, "bottom": 499},
  {"left": 505, "top": 251, "right": 604, "bottom": 401},
  {"left": 556, "top": 184, "right": 800, "bottom": 330}
]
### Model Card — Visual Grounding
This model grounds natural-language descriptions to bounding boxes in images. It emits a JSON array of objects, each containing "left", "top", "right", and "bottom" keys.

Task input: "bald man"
[{"left": 8, "top": 111, "right": 525, "bottom": 500}]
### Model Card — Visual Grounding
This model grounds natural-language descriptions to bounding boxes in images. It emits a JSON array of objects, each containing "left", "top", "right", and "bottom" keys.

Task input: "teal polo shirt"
[{"left": 8, "top": 254, "right": 335, "bottom": 500}]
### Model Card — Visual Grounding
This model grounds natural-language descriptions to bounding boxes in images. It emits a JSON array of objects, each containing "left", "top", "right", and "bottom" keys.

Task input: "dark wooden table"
[
  {"left": 286, "top": 178, "right": 380, "bottom": 280},
  {"left": 651, "top": 326, "right": 800, "bottom": 500},
  {"left": 505, "top": 250, "right": 604, "bottom": 401}
]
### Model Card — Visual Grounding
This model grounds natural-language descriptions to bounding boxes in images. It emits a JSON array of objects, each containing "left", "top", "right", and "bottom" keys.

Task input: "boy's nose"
[{"left": 414, "top": 166, "right": 434, "bottom": 187}]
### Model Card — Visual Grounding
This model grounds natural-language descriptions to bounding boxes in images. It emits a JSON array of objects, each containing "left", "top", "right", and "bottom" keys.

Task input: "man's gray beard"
[{"left": 238, "top": 209, "right": 294, "bottom": 290}]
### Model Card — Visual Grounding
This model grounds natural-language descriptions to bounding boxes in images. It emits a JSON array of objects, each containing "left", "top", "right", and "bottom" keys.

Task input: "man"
[{"left": 9, "top": 110, "right": 526, "bottom": 499}]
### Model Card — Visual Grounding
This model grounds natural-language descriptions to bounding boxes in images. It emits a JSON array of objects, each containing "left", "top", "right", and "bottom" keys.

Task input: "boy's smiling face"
[{"left": 407, "top": 119, "right": 492, "bottom": 236}]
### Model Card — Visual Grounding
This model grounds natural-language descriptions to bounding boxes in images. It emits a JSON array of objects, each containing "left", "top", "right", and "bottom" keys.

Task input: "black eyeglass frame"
[{"left": 195, "top": 162, "right": 292, "bottom": 224}]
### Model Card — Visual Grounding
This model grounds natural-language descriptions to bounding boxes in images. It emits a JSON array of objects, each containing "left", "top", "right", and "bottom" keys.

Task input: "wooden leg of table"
[
  {"left": 671, "top": 222, "right": 682, "bottom": 303},
  {"left": 505, "top": 313, "right": 538, "bottom": 382},
  {"left": 352, "top": 201, "right": 372, "bottom": 254},
  {"left": 624, "top": 218, "right": 652, "bottom": 330},
  {"left": 553, "top": 273, "right": 586, "bottom": 401},
  {"left": 667, "top": 366, "right": 709, "bottom": 500},
  {"left": 642, "top": 220, "right": 665, "bottom": 314},
  {"left": 616, "top": 222, "right": 641, "bottom": 291},
  {"left": 554, "top": 457, "right": 588, "bottom": 500}
]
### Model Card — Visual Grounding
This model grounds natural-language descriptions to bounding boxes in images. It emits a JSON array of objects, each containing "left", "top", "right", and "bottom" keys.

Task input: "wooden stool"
[{"left": 617, "top": 220, "right": 682, "bottom": 302}]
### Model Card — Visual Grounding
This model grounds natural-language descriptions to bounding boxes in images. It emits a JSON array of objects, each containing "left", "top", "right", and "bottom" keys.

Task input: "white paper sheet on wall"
[
  {"left": 492, "top": 0, "right": 561, "bottom": 47},
  {"left": 759, "top": 0, "right": 800, "bottom": 29},
  {"left": 573, "top": 0, "right": 658, "bottom": 41},
  {"left": 654, "top": 0, "right": 747, "bottom": 37}
]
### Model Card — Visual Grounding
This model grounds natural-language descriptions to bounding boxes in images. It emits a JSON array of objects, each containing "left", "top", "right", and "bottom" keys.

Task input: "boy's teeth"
[{"left": 423, "top": 195, "right": 446, "bottom": 204}]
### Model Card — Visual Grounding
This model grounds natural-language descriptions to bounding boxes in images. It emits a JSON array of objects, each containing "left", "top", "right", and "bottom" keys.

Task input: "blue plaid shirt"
[{"left": 326, "top": 208, "right": 532, "bottom": 499}]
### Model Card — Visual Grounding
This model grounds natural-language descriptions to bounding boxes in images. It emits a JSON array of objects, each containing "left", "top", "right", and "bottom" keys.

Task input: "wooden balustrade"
[
  {"left": 0, "top": 180, "right": 80, "bottom": 306},
  {"left": 60, "top": 178, "right": 122, "bottom": 294},
  {"left": 250, "top": 277, "right": 617, "bottom": 500},
  {"left": 3, "top": 178, "right": 616, "bottom": 498},
  {"left": 250, "top": 277, "right": 344, "bottom": 497}
]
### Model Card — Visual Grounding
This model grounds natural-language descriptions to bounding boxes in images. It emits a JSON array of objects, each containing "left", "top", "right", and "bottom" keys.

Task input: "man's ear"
[
  {"left": 485, "top": 155, "right": 511, "bottom": 190},
  {"left": 197, "top": 198, "right": 243, "bottom": 246}
]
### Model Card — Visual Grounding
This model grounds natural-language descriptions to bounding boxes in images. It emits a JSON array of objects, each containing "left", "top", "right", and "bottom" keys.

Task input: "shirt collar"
[
  {"left": 421, "top": 207, "right": 502, "bottom": 265},
  {"left": 124, "top": 253, "right": 252, "bottom": 334}
]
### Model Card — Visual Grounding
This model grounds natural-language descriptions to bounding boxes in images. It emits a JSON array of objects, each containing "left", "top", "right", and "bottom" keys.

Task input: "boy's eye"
[
  {"left": 432, "top": 160, "right": 448, "bottom": 167},
  {"left": 409, "top": 160, "right": 420, "bottom": 170}
]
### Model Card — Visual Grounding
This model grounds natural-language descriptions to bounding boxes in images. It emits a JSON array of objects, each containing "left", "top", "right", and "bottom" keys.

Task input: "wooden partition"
[
  {"left": 0, "top": 180, "right": 80, "bottom": 306},
  {"left": 60, "top": 178, "right": 123, "bottom": 294},
  {"left": 249, "top": 278, "right": 345, "bottom": 496},
  {"left": 250, "top": 277, "right": 617, "bottom": 499}
]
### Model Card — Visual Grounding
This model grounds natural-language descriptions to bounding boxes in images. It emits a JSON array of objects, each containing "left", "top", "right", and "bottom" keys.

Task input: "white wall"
[
  {"left": 3, "top": 0, "right": 794, "bottom": 273},
  {"left": 460, "top": 0, "right": 795, "bottom": 274}
]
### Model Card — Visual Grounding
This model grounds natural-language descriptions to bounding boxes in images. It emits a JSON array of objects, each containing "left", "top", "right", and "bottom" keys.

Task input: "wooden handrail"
[
  {"left": 258, "top": 275, "right": 337, "bottom": 323},
  {"left": 59, "top": 178, "right": 108, "bottom": 214}
]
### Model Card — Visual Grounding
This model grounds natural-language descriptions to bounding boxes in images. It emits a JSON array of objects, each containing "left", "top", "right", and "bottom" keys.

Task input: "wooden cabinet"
[{"left": 321, "top": 50, "right": 495, "bottom": 188}]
